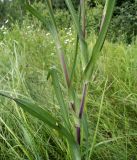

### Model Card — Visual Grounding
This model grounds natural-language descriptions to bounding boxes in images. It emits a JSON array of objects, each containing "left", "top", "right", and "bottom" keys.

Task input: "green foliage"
[
  {"left": 1, "top": 0, "right": 136, "bottom": 43},
  {"left": 52, "top": 0, "right": 79, "bottom": 9},
  {"left": 1, "top": 16, "right": 137, "bottom": 159},
  {"left": 86, "top": 0, "right": 137, "bottom": 43},
  {"left": 0, "top": 0, "right": 24, "bottom": 26},
  {"left": 86, "top": 4, "right": 103, "bottom": 35},
  {"left": 84, "top": 0, "right": 116, "bottom": 80},
  {"left": 4, "top": 0, "right": 137, "bottom": 160},
  {"left": 109, "top": 1, "right": 137, "bottom": 43},
  {"left": 27, "top": 2, "right": 71, "bottom": 29},
  {"left": 0, "top": 1, "right": 116, "bottom": 160},
  {"left": 54, "top": 9, "right": 71, "bottom": 28}
]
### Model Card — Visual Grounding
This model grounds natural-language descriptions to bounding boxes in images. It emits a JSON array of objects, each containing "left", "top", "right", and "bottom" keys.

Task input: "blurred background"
[{"left": 0, "top": 0, "right": 137, "bottom": 43}]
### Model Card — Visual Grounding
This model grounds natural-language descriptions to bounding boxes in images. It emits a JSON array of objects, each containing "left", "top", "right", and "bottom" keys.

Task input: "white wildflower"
[
  {"left": 0, "top": 25, "right": 4, "bottom": 30},
  {"left": 3, "top": 31, "right": 7, "bottom": 35},
  {"left": 5, "top": 20, "right": 8, "bottom": 24},
  {"left": 27, "top": 26, "right": 31, "bottom": 29},
  {"left": 51, "top": 52, "right": 55, "bottom": 56},
  {"left": 46, "top": 33, "right": 50, "bottom": 36}
]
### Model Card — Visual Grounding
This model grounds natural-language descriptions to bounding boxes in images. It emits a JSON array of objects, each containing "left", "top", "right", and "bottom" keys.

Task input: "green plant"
[
  {"left": 86, "top": 0, "right": 137, "bottom": 43},
  {"left": 0, "top": 0, "right": 25, "bottom": 26},
  {"left": 0, "top": 0, "right": 116, "bottom": 159},
  {"left": 109, "top": 1, "right": 137, "bottom": 43},
  {"left": 51, "top": 0, "right": 79, "bottom": 9}
]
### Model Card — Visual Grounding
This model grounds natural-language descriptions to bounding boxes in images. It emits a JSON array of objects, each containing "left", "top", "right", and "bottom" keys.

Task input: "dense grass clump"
[{"left": 0, "top": 20, "right": 137, "bottom": 159}]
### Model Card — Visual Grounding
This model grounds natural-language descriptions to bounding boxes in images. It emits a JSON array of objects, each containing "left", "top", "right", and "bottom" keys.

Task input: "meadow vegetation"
[{"left": 0, "top": 1, "right": 137, "bottom": 160}]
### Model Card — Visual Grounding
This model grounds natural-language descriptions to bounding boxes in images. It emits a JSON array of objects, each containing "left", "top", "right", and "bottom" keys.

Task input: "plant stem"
[
  {"left": 76, "top": 126, "right": 81, "bottom": 145},
  {"left": 76, "top": 82, "right": 88, "bottom": 145},
  {"left": 79, "top": 83, "right": 88, "bottom": 119}
]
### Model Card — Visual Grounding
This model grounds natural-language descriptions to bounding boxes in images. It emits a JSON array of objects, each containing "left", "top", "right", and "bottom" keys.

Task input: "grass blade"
[
  {"left": 25, "top": 2, "right": 77, "bottom": 112},
  {"left": 99, "top": 0, "right": 109, "bottom": 32},
  {"left": 48, "top": 67, "right": 71, "bottom": 130},
  {"left": 45, "top": 0, "right": 70, "bottom": 87},
  {"left": 88, "top": 79, "right": 107, "bottom": 159},
  {"left": 0, "top": 91, "right": 81, "bottom": 160},
  {"left": 65, "top": 0, "right": 89, "bottom": 68},
  {"left": 80, "top": 0, "right": 86, "bottom": 38},
  {"left": 25, "top": 2, "right": 70, "bottom": 87},
  {"left": 0, "top": 117, "right": 33, "bottom": 160},
  {"left": 84, "top": 0, "right": 116, "bottom": 80},
  {"left": 69, "top": 35, "right": 79, "bottom": 88},
  {"left": 0, "top": 91, "right": 70, "bottom": 139}
]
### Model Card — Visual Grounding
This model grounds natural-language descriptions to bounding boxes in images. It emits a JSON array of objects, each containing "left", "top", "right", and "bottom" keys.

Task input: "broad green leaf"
[{"left": 84, "top": 0, "right": 116, "bottom": 81}]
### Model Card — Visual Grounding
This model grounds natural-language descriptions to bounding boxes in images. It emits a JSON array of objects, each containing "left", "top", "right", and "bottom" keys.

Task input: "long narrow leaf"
[
  {"left": 78, "top": 83, "right": 89, "bottom": 146},
  {"left": 0, "top": 91, "right": 70, "bottom": 138},
  {"left": 80, "top": 0, "right": 86, "bottom": 38},
  {"left": 25, "top": 3, "right": 77, "bottom": 111},
  {"left": 0, "top": 91, "right": 81, "bottom": 160},
  {"left": 25, "top": 3, "right": 70, "bottom": 87},
  {"left": 45, "top": 0, "right": 71, "bottom": 87},
  {"left": 84, "top": 0, "right": 116, "bottom": 80},
  {"left": 48, "top": 67, "right": 71, "bottom": 130},
  {"left": 99, "top": 0, "right": 109, "bottom": 32},
  {"left": 65, "top": 0, "right": 89, "bottom": 67},
  {"left": 69, "top": 35, "right": 79, "bottom": 88}
]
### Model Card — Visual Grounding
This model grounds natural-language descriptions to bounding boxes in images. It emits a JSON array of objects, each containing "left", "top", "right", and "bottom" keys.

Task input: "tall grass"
[
  {"left": 4, "top": 1, "right": 137, "bottom": 160},
  {"left": 1, "top": 14, "right": 137, "bottom": 159}
]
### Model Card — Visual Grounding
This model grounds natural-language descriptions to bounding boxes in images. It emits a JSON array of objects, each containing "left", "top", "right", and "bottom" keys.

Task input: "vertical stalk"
[
  {"left": 84, "top": 0, "right": 116, "bottom": 81},
  {"left": 76, "top": 82, "right": 88, "bottom": 145},
  {"left": 69, "top": 35, "right": 79, "bottom": 88},
  {"left": 46, "top": 0, "right": 70, "bottom": 87},
  {"left": 99, "top": 0, "right": 109, "bottom": 32},
  {"left": 76, "top": 126, "right": 81, "bottom": 145},
  {"left": 49, "top": 0, "right": 53, "bottom": 10},
  {"left": 46, "top": 1, "right": 77, "bottom": 109},
  {"left": 79, "top": 83, "right": 88, "bottom": 119},
  {"left": 75, "top": 0, "right": 88, "bottom": 145}
]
